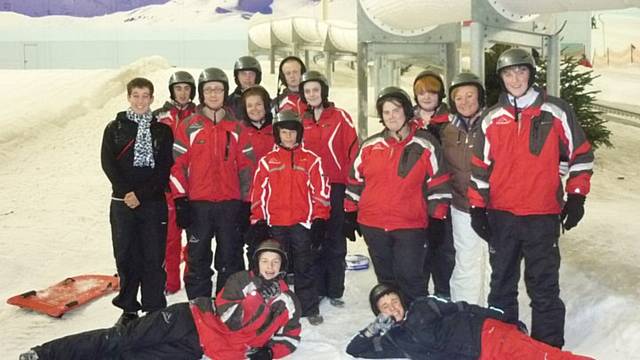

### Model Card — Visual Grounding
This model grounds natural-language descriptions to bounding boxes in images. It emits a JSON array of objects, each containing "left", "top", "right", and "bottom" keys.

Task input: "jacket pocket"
[{"left": 529, "top": 113, "right": 554, "bottom": 156}]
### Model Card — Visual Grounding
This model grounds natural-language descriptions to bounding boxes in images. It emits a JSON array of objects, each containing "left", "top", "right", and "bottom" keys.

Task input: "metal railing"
[{"left": 593, "top": 102, "right": 640, "bottom": 128}]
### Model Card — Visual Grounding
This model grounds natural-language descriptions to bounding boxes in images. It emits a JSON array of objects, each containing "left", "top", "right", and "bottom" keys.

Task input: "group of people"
[{"left": 20, "top": 48, "right": 594, "bottom": 359}]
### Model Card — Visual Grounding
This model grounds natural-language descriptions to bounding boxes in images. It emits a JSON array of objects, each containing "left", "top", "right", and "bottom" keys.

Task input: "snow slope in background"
[{"left": 0, "top": 57, "right": 639, "bottom": 359}]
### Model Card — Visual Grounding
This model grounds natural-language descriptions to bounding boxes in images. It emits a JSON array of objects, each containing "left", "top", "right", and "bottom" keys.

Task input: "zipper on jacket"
[{"left": 225, "top": 132, "right": 230, "bottom": 161}]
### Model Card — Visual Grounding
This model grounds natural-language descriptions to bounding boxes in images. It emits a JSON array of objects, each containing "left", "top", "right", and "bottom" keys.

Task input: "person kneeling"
[
  {"left": 346, "top": 283, "right": 594, "bottom": 360},
  {"left": 20, "top": 239, "right": 301, "bottom": 360}
]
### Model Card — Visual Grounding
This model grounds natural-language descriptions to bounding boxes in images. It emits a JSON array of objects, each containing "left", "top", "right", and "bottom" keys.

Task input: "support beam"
[
  {"left": 547, "top": 33, "right": 561, "bottom": 96},
  {"left": 357, "top": 42, "right": 369, "bottom": 139},
  {"left": 470, "top": 21, "right": 485, "bottom": 83}
]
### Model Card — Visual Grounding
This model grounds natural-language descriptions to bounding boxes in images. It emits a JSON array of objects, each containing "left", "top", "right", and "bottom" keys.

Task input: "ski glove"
[
  {"left": 174, "top": 197, "right": 191, "bottom": 229},
  {"left": 311, "top": 218, "right": 328, "bottom": 250},
  {"left": 343, "top": 211, "right": 361, "bottom": 242},
  {"left": 250, "top": 220, "right": 271, "bottom": 245},
  {"left": 362, "top": 313, "right": 395, "bottom": 337},
  {"left": 258, "top": 279, "right": 281, "bottom": 300},
  {"left": 561, "top": 193, "right": 586, "bottom": 231},
  {"left": 470, "top": 206, "right": 491, "bottom": 242},
  {"left": 247, "top": 347, "right": 273, "bottom": 360},
  {"left": 427, "top": 217, "right": 446, "bottom": 245},
  {"left": 238, "top": 202, "right": 252, "bottom": 237}
]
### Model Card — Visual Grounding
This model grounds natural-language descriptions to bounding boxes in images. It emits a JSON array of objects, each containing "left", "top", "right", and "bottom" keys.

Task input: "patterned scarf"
[{"left": 126, "top": 108, "right": 155, "bottom": 168}]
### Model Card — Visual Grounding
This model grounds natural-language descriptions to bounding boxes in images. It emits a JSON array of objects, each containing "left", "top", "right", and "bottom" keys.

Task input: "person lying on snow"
[
  {"left": 19, "top": 239, "right": 301, "bottom": 360},
  {"left": 346, "top": 283, "right": 594, "bottom": 360}
]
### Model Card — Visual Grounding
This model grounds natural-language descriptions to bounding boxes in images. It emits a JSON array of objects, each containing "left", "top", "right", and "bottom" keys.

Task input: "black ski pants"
[
  {"left": 110, "top": 199, "right": 167, "bottom": 313},
  {"left": 271, "top": 224, "right": 320, "bottom": 317},
  {"left": 361, "top": 225, "right": 428, "bottom": 305},
  {"left": 423, "top": 213, "right": 455, "bottom": 298},
  {"left": 487, "top": 209, "right": 565, "bottom": 349},
  {"left": 33, "top": 303, "right": 202, "bottom": 360},
  {"left": 314, "top": 183, "right": 347, "bottom": 299},
  {"left": 185, "top": 200, "right": 244, "bottom": 299}
]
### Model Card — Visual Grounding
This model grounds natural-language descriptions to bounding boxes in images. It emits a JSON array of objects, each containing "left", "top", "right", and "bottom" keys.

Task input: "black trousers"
[
  {"left": 271, "top": 224, "right": 320, "bottom": 317},
  {"left": 33, "top": 303, "right": 202, "bottom": 360},
  {"left": 110, "top": 199, "right": 167, "bottom": 313},
  {"left": 423, "top": 214, "right": 455, "bottom": 298},
  {"left": 361, "top": 225, "right": 428, "bottom": 305},
  {"left": 487, "top": 209, "right": 565, "bottom": 348},
  {"left": 314, "top": 183, "right": 347, "bottom": 299},
  {"left": 185, "top": 200, "right": 244, "bottom": 299}
]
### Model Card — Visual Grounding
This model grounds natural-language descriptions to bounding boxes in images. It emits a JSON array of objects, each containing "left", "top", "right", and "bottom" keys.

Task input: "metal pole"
[
  {"left": 547, "top": 34, "right": 561, "bottom": 97},
  {"left": 470, "top": 21, "right": 485, "bottom": 84},
  {"left": 357, "top": 41, "right": 369, "bottom": 139}
]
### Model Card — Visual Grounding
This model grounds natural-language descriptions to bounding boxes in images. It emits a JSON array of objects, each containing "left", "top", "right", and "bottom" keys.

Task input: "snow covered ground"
[{"left": 0, "top": 55, "right": 639, "bottom": 359}]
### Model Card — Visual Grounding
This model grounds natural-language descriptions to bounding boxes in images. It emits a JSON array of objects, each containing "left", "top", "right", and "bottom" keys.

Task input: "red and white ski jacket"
[
  {"left": 468, "top": 87, "right": 594, "bottom": 215},
  {"left": 345, "top": 124, "right": 451, "bottom": 230},
  {"left": 238, "top": 120, "right": 275, "bottom": 169},
  {"left": 170, "top": 105, "right": 253, "bottom": 202},
  {"left": 190, "top": 271, "right": 301, "bottom": 360},
  {"left": 274, "top": 89, "right": 307, "bottom": 116},
  {"left": 153, "top": 100, "right": 196, "bottom": 134},
  {"left": 301, "top": 104, "right": 359, "bottom": 185},
  {"left": 250, "top": 145, "right": 330, "bottom": 227}
]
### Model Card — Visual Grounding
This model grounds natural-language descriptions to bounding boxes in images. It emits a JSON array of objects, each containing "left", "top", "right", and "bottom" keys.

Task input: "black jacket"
[
  {"left": 346, "top": 296, "right": 505, "bottom": 359},
  {"left": 100, "top": 111, "right": 174, "bottom": 201}
]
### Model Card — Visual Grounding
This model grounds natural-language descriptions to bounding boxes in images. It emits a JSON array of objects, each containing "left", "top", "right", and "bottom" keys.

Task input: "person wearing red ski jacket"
[
  {"left": 249, "top": 110, "right": 330, "bottom": 325},
  {"left": 345, "top": 87, "right": 451, "bottom": 305},
  {"left": 192, "top": 240, "right": 301, "bottom": 360},
  {"left": 170, "top": 68, "right": 254, "bottom": 300},
  {"left": 299, "top": 70, "right": 359, "bottom": 308},
  {"left": 153, "top": 70, "right": 197, "bottom": 295},
  {"left": 468, "top": 49, "right": 594, "bottom": 349},
  {"left": 19, "top": 240, "right": 301, "bottom": 360},
  {"left": 273, "top": 56, "right": 308, "bottom": 115}
]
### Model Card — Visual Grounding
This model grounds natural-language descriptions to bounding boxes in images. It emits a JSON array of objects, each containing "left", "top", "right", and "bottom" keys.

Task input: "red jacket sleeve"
[
  {"left": 250, "top": 157, "right": 270, "bottom": 223},
  {"left": 309, "top": 156, "right": 331, "bottom": 220},
  {"left": 169, "top": 117, "right": 191, "bottom": 199}
]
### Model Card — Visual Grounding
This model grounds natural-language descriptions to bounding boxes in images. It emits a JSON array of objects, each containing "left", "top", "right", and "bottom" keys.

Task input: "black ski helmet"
[
  {"left": 369, "top": 283, "right": 402, "bottom": 316},
  {"left": 496, "top": 48, "right": 537, "bottom": 90},
  {"left": 448, "top": 72, "right": 486, "bottom": 115},
  {"left": 412, "top": 70, "right": 446, "bottom": 104},
  {"left": 241, "top": 85, "right": 273, "bottom": 124},
  {"left": 253, "top": 238, "right": 288, "bottom": 274},
  {"left": 168, "top": 71, "right": 196, "bottom": 101},
  {"left": 197, "top": 67, "right": 229, "bottom": 104},
  {"left": 234, "top": 56, "right": 262, "bottom": 87},
  {"left": 376, "top": 86, "right": 414, "bottom": 121},
  {"left": 299, "top": 70, "right": 330, "bottom": 107},
  {"left": 272, "top": 109, "right": 304, "bottom": 145},
  {"left": 278, "top": 56, "right": 307, "bottom": 89}
]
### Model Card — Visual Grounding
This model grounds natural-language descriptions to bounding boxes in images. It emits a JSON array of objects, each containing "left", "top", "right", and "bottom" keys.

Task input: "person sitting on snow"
[
  {"left": 346, "top": 283, "right": 594, "bottom": 360},
  {"left": 19, "top": 239, "right": 301, "bottom": 360}
]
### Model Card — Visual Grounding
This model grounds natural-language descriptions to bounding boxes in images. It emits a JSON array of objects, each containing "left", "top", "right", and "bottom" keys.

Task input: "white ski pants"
[{"left": 449, "top": 206, "right": 491, "bottom": 305}]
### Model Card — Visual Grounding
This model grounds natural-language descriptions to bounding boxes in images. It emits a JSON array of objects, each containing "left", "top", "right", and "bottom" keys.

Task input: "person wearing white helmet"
[{"left": 468, "top": 48, "right": 594, "bottom": 348}]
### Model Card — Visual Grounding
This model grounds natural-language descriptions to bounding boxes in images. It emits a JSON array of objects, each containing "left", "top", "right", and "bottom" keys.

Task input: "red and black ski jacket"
[
  {"left": 345, "top": 123, "right": 451, "bottom": 230},
  {"left": 274, "top": 88, "right": 307, "bottom": 116},
  {"left": 250, "top": 145, "right": 331, "bottom": 227},
  {"left": 170, "top": 105, "right": 253, "bottom": 202},
  {"left": 468, "top": 87, "right": 594, "bottom": 215},
  {"left": 238, "top": 119, "right": 275, "bottom": 169},
  {"left": 153, "top": 100, "right": 196, "bottom": 134},
  {"left": 301, "top": 104, "right": 359, "bottom": 185},
  {"left": 190, "top": 271, "right": 301, "bottom": 359},
  {"left": 100, "top": 111, "right": 173, "bottom": 202}
]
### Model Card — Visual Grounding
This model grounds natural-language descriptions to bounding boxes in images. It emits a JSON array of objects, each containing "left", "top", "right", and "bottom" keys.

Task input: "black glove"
[
  {"left": 362, "top": 313, "right": 395, "bottom": 337},
  {"left": 257, "top": 279, "right": 281, "bottom": 300},
  {"left": 561, "top": 193, "right": 586, "bottom": 231},
  {"left": 250, "top": 220, "right": 271, "bottom": 245},
  {"left": 247, "top": 347, "right": 273, "bottom": 360},
  {"left": 310, "top": 218, "right": 327, "bottom": 250},
  {"left": 343, "top": 211, "right": 361, "bottom": 242},
  {"left": 174, "top": 197, "right": 191, "bottom": 229},
  {"left": 238, "top": 202, "right": 251, "bottom": 236},
  {"left": 470, "top": 206, "right": 491, "bottom": 242},
  {"left": 426, "top": 217, "right": 445, "bottom": 244}
]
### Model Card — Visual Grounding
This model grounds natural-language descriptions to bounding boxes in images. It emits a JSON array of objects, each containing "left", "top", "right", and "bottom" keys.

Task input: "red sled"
[{"left": 6, "top": 274, "right": 119, "bottom": 318}]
